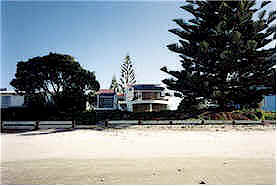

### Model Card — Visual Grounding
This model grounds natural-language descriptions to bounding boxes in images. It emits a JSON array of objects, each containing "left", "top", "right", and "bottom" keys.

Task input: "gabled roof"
[
  {"left": 117, "top": 93, "right": 124, "bottom": 97},
  {"left": 96, "top": 89, "right": 115, "bottom": 95}
]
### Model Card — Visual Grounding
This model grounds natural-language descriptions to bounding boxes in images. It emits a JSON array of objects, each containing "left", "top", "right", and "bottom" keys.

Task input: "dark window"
[{"left": 99, "top": 96, "right": 114, "bottom": 108}]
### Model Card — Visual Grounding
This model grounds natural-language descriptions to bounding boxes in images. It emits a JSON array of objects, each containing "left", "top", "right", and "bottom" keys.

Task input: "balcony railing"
[{"left": 132, "top": 97, "right": 168, "bottom": 101}]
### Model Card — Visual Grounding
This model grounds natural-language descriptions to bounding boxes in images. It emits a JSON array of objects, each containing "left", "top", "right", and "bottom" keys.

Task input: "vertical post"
[
  {"left": 35, "top": 120, "right": 40, "bottom": 130},
  {"left": 105, "top": 119, "right": 108, "bottom": 128},
  {"left": 149, "top": 104, "right": 152, "bottom": 112},
  {"left": 1, "top": 121, "right": 3, "bottom": 132},
  {"left": 72, "top": 120, "right": 76, "bottom": 129},
  {"left": 97, "top": 95, "right": 100, "bottom": 108}
]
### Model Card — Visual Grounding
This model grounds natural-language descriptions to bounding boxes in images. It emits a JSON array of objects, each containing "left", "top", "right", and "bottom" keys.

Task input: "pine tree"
[
  {"left": 161, "top": 0, "right": 276, "bottom": 111},
  {"left": 119, "top": 54, "right": 136, "bottom": 93},
  {"left": 109, "top": 75, "right": 120, "bottom": 93}
]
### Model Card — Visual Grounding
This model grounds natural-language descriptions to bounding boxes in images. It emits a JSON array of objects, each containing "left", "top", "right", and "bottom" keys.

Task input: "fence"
[
  {"left": 107, "top": 120, "right": 276, "bottom": 125},
  {"left": 1, "top": 120, "right": 275, "bottom": 131},
  {"left": 1, "top": 121, "right": 74, "bottom": 130}
]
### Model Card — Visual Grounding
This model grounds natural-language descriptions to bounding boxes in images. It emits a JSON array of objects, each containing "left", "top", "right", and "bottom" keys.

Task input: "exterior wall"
[
  {"left": 262, "top": 95, "right": 276, "bottom": 112},
  {"left": 133, "top": 104, "right": 150, "bottom": 112},
  {"left": 11, "top": 96, "right": 25, "bottom": 107},
  {"left": 167, "top": 96, "right": 182, "bottom": 110},
  {"left": 0, "top": 94, "right": 24, "bottom": 108},
  {"left": 152, "top": 103, "right": 167, "bottom": 112},
  {"left": 124, "top": 85, "right": 182, "bottom": 112},
  {"left": 141, "top": 92, "right": 160, "bottom": 100}
]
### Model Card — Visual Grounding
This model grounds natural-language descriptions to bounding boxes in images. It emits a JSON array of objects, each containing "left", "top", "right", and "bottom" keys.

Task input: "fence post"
[
  {"left": 35, "top": 120, "right": 40, "bottom": 130},
  {"left": 72, "top": 120, "right": 76, "bottom": 129},
  {"left": 104, "top": 120, "right": 108, "bottom": 127},
  {"left": 0, "top": 121, "right": 3, "bottom": 132}
]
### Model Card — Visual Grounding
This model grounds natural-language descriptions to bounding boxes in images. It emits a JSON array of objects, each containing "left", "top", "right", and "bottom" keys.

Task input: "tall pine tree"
[
  {"left": 161, "top": 0, "right": 276, "bottom": 111},
  {"left": 119, "top": 54, "right": 136, "bottom": 93}
]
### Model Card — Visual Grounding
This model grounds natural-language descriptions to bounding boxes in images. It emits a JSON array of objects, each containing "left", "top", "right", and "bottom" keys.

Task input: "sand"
[{"left": 1, "top": 125, "right": 276, "bottom": 184}]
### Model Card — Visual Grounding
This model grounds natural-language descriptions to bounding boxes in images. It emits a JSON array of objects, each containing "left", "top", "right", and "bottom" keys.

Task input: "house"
[
  {"left": 91, "top": 84, "right": 182, "bottom": 112},
  {"left": 125, "top": 84, "right": 181, "bottom": 112},
  {"left": 0, "top": 90, "right": 25, "bottom": 108},
  {"left": 262, "top": 95, "right": 276, "bottom": 112},
  {"left": 93, "top": 89, "right": 119, "bottom": 111},
  {"left": 117, "top": 92, "right": 127, "bottom": 110}
]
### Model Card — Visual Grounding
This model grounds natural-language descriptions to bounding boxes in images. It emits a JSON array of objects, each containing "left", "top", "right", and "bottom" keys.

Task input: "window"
[{"left": 1, "top": 96, "right": 11, "bottom": 107}]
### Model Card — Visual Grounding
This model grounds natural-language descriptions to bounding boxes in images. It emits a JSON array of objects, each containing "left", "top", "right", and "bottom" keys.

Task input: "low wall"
[
  {"left": 108, "top": 120, "right": 275, "bottom": 125},
  {"left": 1, "top": 121, "right": 73, "bottom": 130},
  {"left": 39, "top": 121, "right": 73, "bottom": 129},
  {"left": 1, "top": 121, "right": 35, "bottom": 130}
]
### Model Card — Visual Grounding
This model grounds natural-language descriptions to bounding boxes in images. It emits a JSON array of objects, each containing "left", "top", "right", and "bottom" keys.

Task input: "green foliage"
[
  {"left": 10, "top": 52, "right": 100, "bottom": 113},
  {"left": 119, "top": 54, "right": 136, "bottom": 93},
  {"left": 263, "top": 111, "right": 276, "bottom": 120},
  {"left": 2, "top": 107, "right": 97, "bottom": 122},
  {"left": 162, "top": 0, "right": 276, "bottom": 112},
  {"left": 109, "top": 75, "right": 120, "bottom": 93}
]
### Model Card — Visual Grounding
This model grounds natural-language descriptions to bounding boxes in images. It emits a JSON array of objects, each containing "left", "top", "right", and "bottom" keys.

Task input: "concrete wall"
[
  {"left": 2, "top": 121, "right": 35, "bottom": 130},
  {"left": 1, "top": 121, "right": 73, "bottom": 130},
  {"left": 108, "top": 120, "right": 272, "bottom": 125}
]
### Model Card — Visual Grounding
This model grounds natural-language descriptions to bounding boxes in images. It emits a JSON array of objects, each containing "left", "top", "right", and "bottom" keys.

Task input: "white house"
[
  {"left": 124, "top": 84, "right": 181, "bottom": 112},
  {"left": 0, "top": 90, "right": 25, "bottom": 108},
  {"left": 92, "top": 84, "right": 181, "bottom": 112}
]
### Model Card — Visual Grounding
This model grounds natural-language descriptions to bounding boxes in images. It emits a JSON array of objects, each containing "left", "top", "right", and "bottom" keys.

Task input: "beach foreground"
[{"left": 1, "top": 125, "right": 276, "bottom": 184}]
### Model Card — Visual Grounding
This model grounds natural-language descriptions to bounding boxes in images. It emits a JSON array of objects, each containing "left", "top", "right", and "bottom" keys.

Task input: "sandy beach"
[{"left": 1, "top": 125, "right": 276, "bottom": 184}]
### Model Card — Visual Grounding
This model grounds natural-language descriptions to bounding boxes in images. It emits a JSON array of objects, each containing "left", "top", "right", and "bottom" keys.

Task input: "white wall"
[
  {"left": 167, "top": 96, "right": 182, "bottom": 110},
  {"left": 0, "top": 95, "right": 24, "bottom": 108},
  {"left": 10, "top": 96, "right": 24, "bottom": 107}
]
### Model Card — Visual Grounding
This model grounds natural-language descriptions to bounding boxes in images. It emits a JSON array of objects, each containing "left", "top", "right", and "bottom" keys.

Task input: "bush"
[{"left": 263, "top": 112, "right": 276, "bottom": 120}]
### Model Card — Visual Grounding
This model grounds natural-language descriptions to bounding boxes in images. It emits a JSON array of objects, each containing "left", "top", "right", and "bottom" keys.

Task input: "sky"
[
  {"left": 1, "top": 0, "right": 276, "bottom": 91},
  {"left": 1, "top": 1, "right": 187, "bottom": 90}
]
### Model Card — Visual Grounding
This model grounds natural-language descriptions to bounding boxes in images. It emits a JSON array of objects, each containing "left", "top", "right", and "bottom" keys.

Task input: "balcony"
[{"left": 132, "top": 96, "right": 168, "bottom": 101}]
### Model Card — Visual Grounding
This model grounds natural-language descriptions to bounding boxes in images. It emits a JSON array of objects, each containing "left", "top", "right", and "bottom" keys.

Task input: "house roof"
[
  {"left": 96, "top": 89, "right": 115, "bottom": 95},
  {"left": 117, "top": 93, "right": 124, "bottom": 97},
  {"left": 0, "top": 90, "right": 17, "bottom": 95},
  {"left": 133, "top": 84, "right": 165, "bottom": 91}
]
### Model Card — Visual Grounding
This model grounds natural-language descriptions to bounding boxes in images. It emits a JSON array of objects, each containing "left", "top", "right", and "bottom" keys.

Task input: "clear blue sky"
[
  {"left": 1, "top": 1, "right": 187, "bottom": 90},
  {"left": 1, "top": 1, "right": 276, "bottom": 91}
]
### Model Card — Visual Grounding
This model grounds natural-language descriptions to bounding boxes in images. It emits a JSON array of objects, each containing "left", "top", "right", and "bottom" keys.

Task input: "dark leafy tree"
[
  {"left": 119, "top": 54, "right": 136, "bottom": 93},
  {"left": 109, "top": 74, "right": 120, "bottom": 93},
  {"left": 161, "top": 0, "right": 276, "bottom": 111},
  {"left": 10, "top": 52, "right": 100, "bottom": 112}
]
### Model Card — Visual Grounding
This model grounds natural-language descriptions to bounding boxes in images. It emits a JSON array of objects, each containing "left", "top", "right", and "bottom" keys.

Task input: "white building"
[
  {"left": 0, "top": 90, "right": 25, "bottom": 108},
  {"left": 90, "top": 85, "right": 182, "bottom": 112},
  {"left": 123, "top": 84, "right": 181, "bottom": 112}
]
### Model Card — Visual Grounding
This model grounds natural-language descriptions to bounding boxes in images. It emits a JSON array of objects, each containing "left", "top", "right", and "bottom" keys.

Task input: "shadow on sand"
[{"left": 18, "top": 128, "right": 75, "bottom": 136}]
